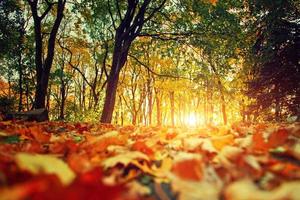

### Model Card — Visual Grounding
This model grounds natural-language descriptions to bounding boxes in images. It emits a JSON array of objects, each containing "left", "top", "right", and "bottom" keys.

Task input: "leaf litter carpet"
[{"left": 0, "top": 121, "right": 300, "bottom": 200}]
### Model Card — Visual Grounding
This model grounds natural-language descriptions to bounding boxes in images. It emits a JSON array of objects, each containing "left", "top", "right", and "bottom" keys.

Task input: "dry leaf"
[
  {"left": 167, "top": 172, "right": 221, "bottom": 200},
  {"left": 224, "top": 179, "right": 300, "bottom": 200},
  {"left": 102, "top": 151, "right": 149, "bottom": 170},
  {"left": 15, "top": 153, "right": 75, "bottom": 185}
]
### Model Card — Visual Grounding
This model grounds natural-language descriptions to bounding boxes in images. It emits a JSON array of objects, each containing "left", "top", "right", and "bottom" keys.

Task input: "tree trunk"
[
  {"left": 18, "top": 54, "right": 23, "bottom": 112},
  {"left": 155, "top": 88, "right": 162, "bottom": 126},
  {"left": 100, "top": 0, "right": 166, "bottom": 123},
  {"left": 17, "top": 15, "right": 25, "bottom": 112},
  {"left": 100, "top": 24, "right": 129, "bottom": 122},
  {"left": 147, "top": 76, "right": 153, "bottom": 125},
  {"left": 170, "top": 91, "right": 175, "bottom": 127},
  {"left": 101, "top": 68, "right": 121, "bottom": 123},
  {"left": 59, "top": 82, "right": 66, "bottom": 120},
  {"left": 210, "top": 61, "right": 227, "bottom": 125},
  {"left": 82, "top": 80, "right": 86, "bottom": 112},
  {"left": 26, "top": 81, "right": 30, "bottom": 111},
  {"left": 27, "top": 0, "right": 65, "bottom": 109}
]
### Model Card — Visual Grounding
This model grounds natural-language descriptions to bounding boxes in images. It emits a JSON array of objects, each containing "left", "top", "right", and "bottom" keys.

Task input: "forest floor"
[{"left": 0, "top": 120, "right": 300, "bottom": 200}]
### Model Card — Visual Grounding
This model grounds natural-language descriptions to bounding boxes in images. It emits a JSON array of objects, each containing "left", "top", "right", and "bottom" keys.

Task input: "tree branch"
[
  {"left": 115, "top": 0, "right": 123, "bottom": 21},
  {"left": 58, "top": 39, "right": 93, "bottom": 88},
  {"left": 129, "top": 54, "right": 190, "bottom": 80},
  {"left": 144, "top": 0, "right": 166, "bottom": 23},
  {"left": 40, "top": 0, "right": 55, "bottom": 20},
  {"left": 108, "top": 0, "right": 117, "bottom": 30},
  {"left": 138, "top": 31, "right": 195, "bottom": 41}
]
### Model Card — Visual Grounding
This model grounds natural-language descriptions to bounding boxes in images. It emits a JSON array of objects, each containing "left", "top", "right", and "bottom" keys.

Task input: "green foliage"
[{"left": 0, "top": 0, "right": 21, "bottom": 58}]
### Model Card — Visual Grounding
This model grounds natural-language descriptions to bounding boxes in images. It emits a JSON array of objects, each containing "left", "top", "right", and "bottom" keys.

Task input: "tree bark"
[
  {"left": 155, "top": 88, "right": 162, "bottom": 126},
  {"left": 27, "top": 0, "right": 66, "bottom": 109},
  {"left": 100, "top": 50, "right": 123, "bottom": 123},
  {"left": 100, "top": 0, "right": 166, "bottom": 123},
  {"left": 59, "top": 81, "right": 66, "bottom": 120}
]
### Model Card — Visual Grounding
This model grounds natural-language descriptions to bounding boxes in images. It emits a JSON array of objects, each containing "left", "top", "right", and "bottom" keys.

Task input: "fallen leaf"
[
  {"left": 224, "top": 179, "right": 300, "bottom": 200},
  {"left": 211, "top": 134, "right": 234, "bottom": 150},
  {"left": 131, "top": 141, "right": 154, "bottom": 157},
  {"left": 102, "top": 151, "right": 149, "bottom": 170},
  {"left": 15, "top": 153, "right": 75, "bottom": 185},
  {"left": 172, "top": 159, "right": 203, "bottom": 181},
  {"left": 167, "top": 172, "right": 221, "bottom": 200}
]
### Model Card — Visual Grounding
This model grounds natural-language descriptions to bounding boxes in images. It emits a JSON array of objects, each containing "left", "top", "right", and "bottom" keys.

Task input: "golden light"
[{"left": 184, "top": 113, "right": 198, "bottom": 127}]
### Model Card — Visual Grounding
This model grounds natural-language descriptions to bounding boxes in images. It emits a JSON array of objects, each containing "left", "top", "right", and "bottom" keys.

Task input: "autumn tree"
[
  {"left": 246, "top": 0, "right": 300, "bottom": 121},
  {"left": 99, "top": 0, "right": 166, "bottom": 123},
  {"left": 26, "top": 0, "right": 66, "bottom": 110}
]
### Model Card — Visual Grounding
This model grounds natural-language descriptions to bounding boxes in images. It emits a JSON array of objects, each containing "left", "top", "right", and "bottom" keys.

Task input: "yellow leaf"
[
  {"left": 102, "top": 151, "right": 149, "bottom": 170},
  {"left": 15, "top": 153, "right": 75, "bottom": 185},
  {"left": 225, "top": 179, "right": 300, "bottom": 200},
  {"left": 211, "top": 134, "right": 234, "bottom": 150},
  {"left": 0, "top": 131, "right": 8, "bottom": 136}
]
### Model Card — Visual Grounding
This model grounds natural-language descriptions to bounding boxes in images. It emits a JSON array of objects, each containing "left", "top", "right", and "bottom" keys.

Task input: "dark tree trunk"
[
  {"left": 25, "top": 82, "right": 30, "bottom": 111},
  {"left": 101, "top": 65, "right": 122, "bottom": 123},
  {"left": 100, "top": 0, "right": 166, "bottom": 123},
  {"left": 18, "top": 59, "right": 23, "bottom": 112},
  {"left": 59, "top": 82, "right": 66, "bottom": 120},
  {"left": 27, "top": 0, "right": 66, "bottom": 109},
  {"left": 18, "top": 46, "right": 23, "bottom": 112},
  {"left": 82, "top": 81, "right": 86, "bottom": 112},
  {"left": 17, "top": 10, "right": 25, "bottom": 112}
]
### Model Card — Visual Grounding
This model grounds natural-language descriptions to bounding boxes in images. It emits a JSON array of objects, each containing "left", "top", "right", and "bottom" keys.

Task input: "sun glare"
[{"left": 185, "top": 113, "right": 198, "bottom": 127}]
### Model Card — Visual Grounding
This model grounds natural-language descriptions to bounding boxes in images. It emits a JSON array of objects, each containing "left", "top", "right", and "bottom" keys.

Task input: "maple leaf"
[
  {"left": 167, "top": 172, "right": 221, "bottom": 200},
  {"left": 211, "top": 134, "right": 234, "bottom": 151},
  {"left": 252, "top": 127, "right": 289, "bottom": 152},
  {"left": 15, "top": 153, "right": 75, "bottom": 185},
  {"left": 102, "top": 151, "right": 149, "bottom": 170},
  {"left": 171, "top": 159, "right": 203, "bottom": 181},
  {"left": 131, "top": 141, "right": 154, "bottom": 157}
]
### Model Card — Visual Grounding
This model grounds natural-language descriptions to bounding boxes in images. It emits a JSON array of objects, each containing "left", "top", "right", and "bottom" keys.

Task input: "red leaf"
[
  {"left": 132, "top": 141, "right": 154, "bottom": 156},
  {"left": 172, "top": 159, "right": 203, "bottom": 181},
  {"left": 268, "top": 128, "right": 289, "bottom": 148},
  {"left": 29, "top": 126, "right": 50, "bottom": 143}
]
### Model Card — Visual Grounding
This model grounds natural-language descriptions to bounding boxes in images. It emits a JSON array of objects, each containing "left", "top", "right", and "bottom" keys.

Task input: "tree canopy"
[{"left": 0, "top": 0, "right": 299, "bottom": 125}]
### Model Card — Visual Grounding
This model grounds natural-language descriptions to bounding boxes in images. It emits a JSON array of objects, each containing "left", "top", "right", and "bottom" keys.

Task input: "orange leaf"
[
  {"left": 166, "top": 132, "right": 177, "bottom": 140},
  {"left": 172, "top": 159, "right": 203, "bottom": 181},
  {"left": 252, "top": 128, "right": 289, "bottom": 152},
  {"left": 211, "top": 134, "right": 234, "bottom": 150},
  {"left": 67, "top": 153, "right": 92, "bottom": 173},
  {"left": 209, "top": 0, "right": 218, "bottom": 6},
  {"left": 86, "top": 136, "right": 127, "bottom": 153},
  {"left": 252, "top": 131, "right": 269, "bottom": 152},
  {"left": 29, "top": 126, "right": 50, "bottom": 143},
  {"left": 268, "top": 128, "right": 289, "bottom": 148},
  {"left": 131, "top": 141, "right": 154, "bottom": 156}
]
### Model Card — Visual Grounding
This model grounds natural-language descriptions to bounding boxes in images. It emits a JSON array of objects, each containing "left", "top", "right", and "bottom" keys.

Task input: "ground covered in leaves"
[{"left": 0, "top": 121, "right": 300, "bottom": 200}]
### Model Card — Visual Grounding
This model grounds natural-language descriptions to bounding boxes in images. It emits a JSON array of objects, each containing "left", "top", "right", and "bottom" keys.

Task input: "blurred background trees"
[{"left": 0, "top": 0, "right": 299, "bottom": 124}]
